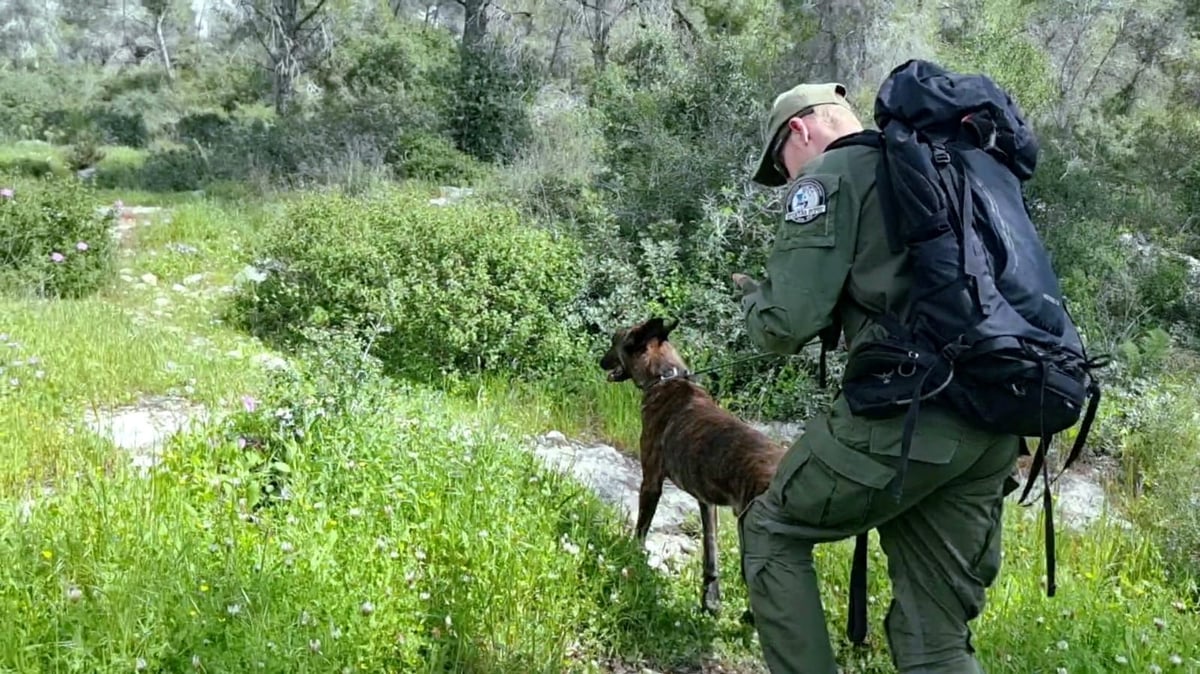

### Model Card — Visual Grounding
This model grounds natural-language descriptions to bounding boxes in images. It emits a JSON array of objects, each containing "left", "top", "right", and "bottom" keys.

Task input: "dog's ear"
[
  {"left": 640, "top": 317, "right": 678, "bottom": 341},
  {"left": 661, "top": 318, "right": 679, "bottom": 339}
]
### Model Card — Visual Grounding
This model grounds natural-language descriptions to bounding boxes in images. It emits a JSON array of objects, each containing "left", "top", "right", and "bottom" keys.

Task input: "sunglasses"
[{"left": 768, "top": 108, "right": 815, "bottom": 181}]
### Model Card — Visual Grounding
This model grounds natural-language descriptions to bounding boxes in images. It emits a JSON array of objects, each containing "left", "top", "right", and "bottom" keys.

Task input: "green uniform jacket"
[{"left": 741, "top": 141, "right": 910, "bottom": 358}]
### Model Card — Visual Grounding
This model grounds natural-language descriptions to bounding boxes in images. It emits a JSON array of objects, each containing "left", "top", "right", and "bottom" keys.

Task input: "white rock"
[
  {"left": 83, "top": 396, "right": 209, "bottom": 475},
  {"left": 140, "top": 273, "right": 158, "bottom": 286},
  {"left": 527, "top": 432, "right": 698, "bottom": 567}
]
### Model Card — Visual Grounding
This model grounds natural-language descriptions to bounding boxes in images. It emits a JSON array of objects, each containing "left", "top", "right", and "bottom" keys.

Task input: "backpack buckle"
[{"left": 931, "top": 146, "right": 951, "bottom": 166}]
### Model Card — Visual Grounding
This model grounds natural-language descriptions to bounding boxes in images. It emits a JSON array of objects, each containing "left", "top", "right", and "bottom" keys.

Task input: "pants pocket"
[
  {"left": 774, "top": 418, "right": 897, "bottom": 531},
  {"left": 970, "top": 499, "right": 1005, "bottom": 589}
]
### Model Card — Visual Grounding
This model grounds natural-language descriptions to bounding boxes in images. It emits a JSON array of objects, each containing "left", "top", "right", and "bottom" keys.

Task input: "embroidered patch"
[{"left": 785, "top": 178, "right": 828, "bottom": 224}]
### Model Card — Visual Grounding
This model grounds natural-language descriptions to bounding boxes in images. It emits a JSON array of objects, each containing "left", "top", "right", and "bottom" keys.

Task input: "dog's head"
[{"left": 599, "top": 317, "right": 684, "bottom": 387}]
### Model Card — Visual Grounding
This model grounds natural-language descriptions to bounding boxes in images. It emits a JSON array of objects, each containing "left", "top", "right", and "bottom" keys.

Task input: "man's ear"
[{"left": 788, "top": 116, "right": 811, "bottom": 143}]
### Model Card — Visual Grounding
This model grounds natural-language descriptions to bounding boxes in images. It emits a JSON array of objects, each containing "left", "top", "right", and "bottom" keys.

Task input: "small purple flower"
[
  {"left": 50, "top": 252, "right": 65, "bottom": 263},
  {"left": 113, "top": 199, "right": 123, "bottom": 209},
  {"left": 76, "top": 241, "right": 88, "bottom": 252},
  {"left": 0, "top": 188, "right": 13, "bottom": 199},
  {"left": 242, "top": 395, "right": 258, "bottom": 413}
]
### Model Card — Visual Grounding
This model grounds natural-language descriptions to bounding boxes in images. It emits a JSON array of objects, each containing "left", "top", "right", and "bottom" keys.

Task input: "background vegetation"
[{"left": 2, "top": 0, "right": 1199, "bottom": 671}]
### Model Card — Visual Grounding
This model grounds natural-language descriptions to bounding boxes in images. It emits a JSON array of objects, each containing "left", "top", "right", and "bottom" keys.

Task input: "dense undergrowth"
[{"left": 4, "top": 0, "right": 1200, "bottom": 670}]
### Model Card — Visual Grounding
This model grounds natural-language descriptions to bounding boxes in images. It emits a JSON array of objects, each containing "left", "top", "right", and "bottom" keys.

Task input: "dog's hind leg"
[{"left": 700, "top": 501, "right": 721, "bottom": 615}]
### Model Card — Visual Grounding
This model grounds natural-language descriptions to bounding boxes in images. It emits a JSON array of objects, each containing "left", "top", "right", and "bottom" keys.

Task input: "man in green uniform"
[{"left": 732, "top": 82, "right": 1022, "bottom": 673}]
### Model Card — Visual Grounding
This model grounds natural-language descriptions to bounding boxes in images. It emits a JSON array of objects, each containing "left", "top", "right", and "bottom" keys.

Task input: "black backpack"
[{"left": 822, "top": 59, "right": 1110, "bottom": 646}]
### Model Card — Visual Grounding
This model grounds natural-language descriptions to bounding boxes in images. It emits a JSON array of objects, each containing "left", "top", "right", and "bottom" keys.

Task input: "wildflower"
[
  {"left": 1154, "top": 617, "right": 1167, "bottom": 631},
  {"left": 136, "top": 658, "right": 148, "bottom": 671},
  {"left": 1114, "top": 654, "right": 1128, "bottom": 665},
  {"left": 1169, "top": 655, "right": 1183, "bottom": 665},
  {"left": 280, "top": 541, "right": 294, "bottom": 554},
  {"left": 191, "top": 654, "right": 201, "bottom": 669},
  {"left": 75, "top": 241, "right": 88, "bottom": 252},
  {"left": 66, "top": 585, "right": 83, "bottom": 602},
  {"left": 50, "top": 252, "right": 65, "bottom": 263},
  {"left": 0, "top": 188, "right": 12, "bottom": 199},
  {"left": 241, "top": 395, "right": 257, "bottom": 413},
  {"left": 226, "top": 604, "right": 241, "bottom": 616},
  {"left": 560, "top": 535, "right": 580, "bottom": 556},
  {"left": 360, "top": 601, "right": 374, "bottom": 616}
]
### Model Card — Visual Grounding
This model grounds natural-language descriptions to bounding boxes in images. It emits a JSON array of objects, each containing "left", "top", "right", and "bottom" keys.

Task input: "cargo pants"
[{"left": 738, "top": 393, "right": 1021, "bottom": 673}]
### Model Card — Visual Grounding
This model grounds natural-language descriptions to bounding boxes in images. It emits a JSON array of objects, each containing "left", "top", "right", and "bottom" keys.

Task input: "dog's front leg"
[
  {"left": 634, "top": 469, "right": 664, "bottom": 542},
  {"left": 700, "top": 501, "right": 721, "bottom": 615},
  {"left": 634, "top": 431, "right": 664, "bottom": 542}
]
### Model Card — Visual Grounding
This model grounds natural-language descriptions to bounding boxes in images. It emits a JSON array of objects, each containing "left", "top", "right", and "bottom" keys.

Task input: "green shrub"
[
  {"left": 231, "top": 187, "right": 587, "bottom": 381},
  {"left": 93, "top": 146, "right": 149, "bottom": 190},
  {"left": 0, "top": 174, "right": 117, "bottom": 298},
  {"left": 136, "top": 146, "right": 210, "bottom": 192},
  {"left": 1112, "top": 376, "right": 1200, "bottom": 583},
  {"left": 386, "top": 131, "right": 489, "bottom": 184}
]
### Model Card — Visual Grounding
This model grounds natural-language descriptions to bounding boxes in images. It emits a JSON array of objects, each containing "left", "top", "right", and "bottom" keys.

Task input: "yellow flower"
[{"left": 41, "top": 549, "right": 53, "bottom": 560}]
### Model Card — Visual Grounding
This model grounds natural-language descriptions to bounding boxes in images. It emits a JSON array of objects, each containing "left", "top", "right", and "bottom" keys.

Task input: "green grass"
[{"left": 1, "top": 193, "right": 1199, "bottom": 673}]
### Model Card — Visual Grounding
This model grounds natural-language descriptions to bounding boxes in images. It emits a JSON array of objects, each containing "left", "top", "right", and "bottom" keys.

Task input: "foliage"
[
  {"left": 231, "top": 187, "right": 588, "bottom": 381},
  {"left": 3, "top": 2, "right": 1200, "bottom": 671},
  {"left": 0, "top": 173, "right": 117, "bottom": 298}
]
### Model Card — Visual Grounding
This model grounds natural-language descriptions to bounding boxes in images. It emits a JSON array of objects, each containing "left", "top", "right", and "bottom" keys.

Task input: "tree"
[
  {"left": 141, "top": 0, "right": 175, "bottom": 80},
  {"left": 236, "top": 0, "right": 333, "bottom": 114}
]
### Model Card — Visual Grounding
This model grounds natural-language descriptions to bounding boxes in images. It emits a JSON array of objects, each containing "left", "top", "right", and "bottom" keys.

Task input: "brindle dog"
[{"left": 599, "top": 316, "right": 786, "bottom": 615}]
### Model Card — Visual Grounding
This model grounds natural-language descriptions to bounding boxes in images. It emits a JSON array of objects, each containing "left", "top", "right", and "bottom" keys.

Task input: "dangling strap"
[
  {"left": 847, "top": 532, "right": 869, "bottom": 645},
  {"left": 1041, "top": 431, "right": 1057, "bottom": 598},
  {"left": 889, "top": 365, "right": 935, "bottom": 502},
  {"left": 846, "top": 365, "right": 931, "bottom": 647},
  {"left": 1016, "top": 362, "right": 1058, "bottom": 598}
]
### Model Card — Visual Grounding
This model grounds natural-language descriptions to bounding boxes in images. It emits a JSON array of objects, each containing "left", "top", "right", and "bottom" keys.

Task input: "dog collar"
[{"left": 643, "top": 366, "right": 692, "bottom": 390}]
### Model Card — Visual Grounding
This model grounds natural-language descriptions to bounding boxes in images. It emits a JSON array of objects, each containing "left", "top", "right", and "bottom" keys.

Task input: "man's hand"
[{"left": 732, "top": 273, "right": 759, "bottom": 295}]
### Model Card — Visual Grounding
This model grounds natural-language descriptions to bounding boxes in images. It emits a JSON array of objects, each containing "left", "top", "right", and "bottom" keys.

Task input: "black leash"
[{"left": 684, "top": 351, "right": 779, "bottom": 379}]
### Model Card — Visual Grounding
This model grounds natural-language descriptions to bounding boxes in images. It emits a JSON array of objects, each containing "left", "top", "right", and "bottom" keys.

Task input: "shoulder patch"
[{"left": 785, "top": 178, "right": 828, "bottom": 224}]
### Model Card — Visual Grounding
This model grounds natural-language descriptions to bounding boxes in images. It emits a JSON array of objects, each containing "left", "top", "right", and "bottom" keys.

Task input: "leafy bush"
[
  {"left": 386, "top": 131, "right": 489, "bottom": 184},
  {"left": 0, "top": 174, "right": 117, "bottom": 298},
  {"left": 231, "top": 187, "right": 588, "bottom": 381}
]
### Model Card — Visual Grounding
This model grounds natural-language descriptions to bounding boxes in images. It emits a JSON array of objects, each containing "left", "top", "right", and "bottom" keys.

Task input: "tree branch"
[{"left": 296, "top": 0, "right": 329, "bottom": 31}]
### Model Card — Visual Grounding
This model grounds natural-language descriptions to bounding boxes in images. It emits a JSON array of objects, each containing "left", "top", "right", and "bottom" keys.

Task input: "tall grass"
[{"left": 1, "top": 195, "right": 1199, "bottom": 673}]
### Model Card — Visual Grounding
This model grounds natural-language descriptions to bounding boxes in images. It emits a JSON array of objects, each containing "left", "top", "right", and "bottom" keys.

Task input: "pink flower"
[
  {"left": 50, "top": 252, "right": 65, "bottom": 263},
  {"left": 241, "top": 395, "right": 258, "bottom": 413},
  {"left": 76, "top": 241, "right": 88, "bottom": 252},
  {"left": 0, "top": 188, "right": 12, "bottom": 199}
]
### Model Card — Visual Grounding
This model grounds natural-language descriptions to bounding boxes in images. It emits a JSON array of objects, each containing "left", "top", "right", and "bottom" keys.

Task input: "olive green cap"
[{"left": 751, "top": 82, "right": 852, "bottom": 187}]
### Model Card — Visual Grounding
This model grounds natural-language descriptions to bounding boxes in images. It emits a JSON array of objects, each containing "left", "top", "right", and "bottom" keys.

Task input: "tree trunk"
[
  {"left": 461, "top": 0, "right": 488, "bottom": 51},
  {"left": 155, "top": 11, "right": 174, "bottom": 81}
]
